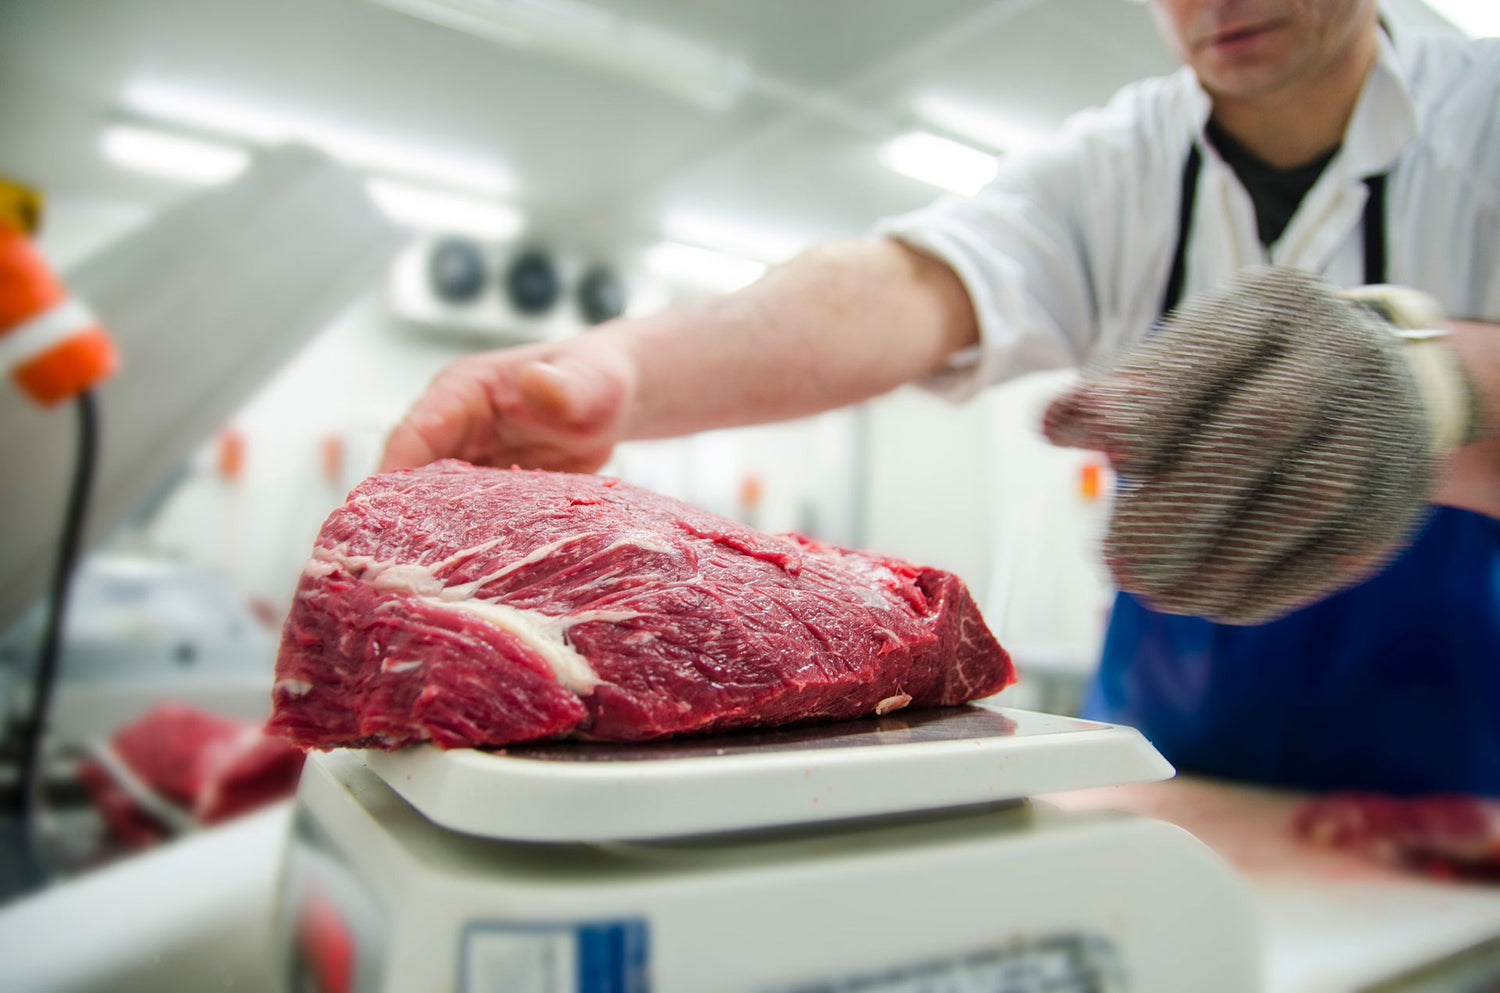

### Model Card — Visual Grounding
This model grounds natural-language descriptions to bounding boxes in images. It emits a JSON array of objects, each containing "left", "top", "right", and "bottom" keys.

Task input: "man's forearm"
[
  {"left": 1432, "top": 319, "right": 1500, "bottom": 519},
  {"left": 602, "top": 237, "right": 980, "bottom": 440}
]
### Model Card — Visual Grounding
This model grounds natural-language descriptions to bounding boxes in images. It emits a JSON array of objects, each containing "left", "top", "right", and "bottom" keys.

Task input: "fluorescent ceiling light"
[
  {"left": 100, "top": 125, "right": 249, "bottom": 184},
  {"left": 317, "top": 127, "right": 508, "bottom": 195},
  {"left": 367, "top": 178, "right": 524, "bottom": 240},
  {"left": 661, "top": 211, "right": 810, "bottom": 264},
  {"left": 124, "top": 83, "right": 288, "bottom": 142},
  {"left": 912, "top": 96, "right": 1047, "bottom": 155},
  {"left": 370, "top": 0, "right": 752, "bottom": 111},
  {"left": 880, "top": 132, "right": 998, "bottom": 196},
  {"left": 1421, "top": 0, "right": 1500, "bottom": 36},
  {"left": 123, "top": 81, "right": 511, "bottom": 195},
  {"left": 644, "top": 241, "right": 766, "bottom": 293}
]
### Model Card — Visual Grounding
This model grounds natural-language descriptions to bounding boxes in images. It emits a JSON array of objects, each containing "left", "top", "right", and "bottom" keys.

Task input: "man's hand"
[
  {"left": 379, "top": 336, "right": 636, "bottom": 473},
  {"left": 1043, "top": 266, "right": 1477, "bottom": 625},
  {"left": 378, "top": 238, "right": 981, "bottom": 476}
]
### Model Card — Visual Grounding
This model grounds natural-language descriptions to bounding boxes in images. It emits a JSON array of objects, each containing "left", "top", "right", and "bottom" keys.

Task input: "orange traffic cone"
[{"left": 0, "top": 193, "right": 118, "bottom": 406}]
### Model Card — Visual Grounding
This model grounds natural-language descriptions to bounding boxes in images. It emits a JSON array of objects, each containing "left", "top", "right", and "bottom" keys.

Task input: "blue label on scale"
[{"left": 462, "top": 919, "right": 650, "bottom": 993}]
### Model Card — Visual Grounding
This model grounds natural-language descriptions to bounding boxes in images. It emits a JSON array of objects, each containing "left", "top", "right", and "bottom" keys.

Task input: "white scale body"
[{"left": 274, "top": 704, "right": 1264, "bottom": 993}]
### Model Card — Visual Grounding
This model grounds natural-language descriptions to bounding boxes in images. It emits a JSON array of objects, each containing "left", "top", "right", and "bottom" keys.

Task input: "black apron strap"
[
  {"left": 1158, "top": 141, "right": 1392, "bottom": 319},
  {"left": 1159, "top": 144, "right": 1202, "bottom": 318},
  {"left": 1362, "top": 172, "right": 1388, "bottom": 285}
]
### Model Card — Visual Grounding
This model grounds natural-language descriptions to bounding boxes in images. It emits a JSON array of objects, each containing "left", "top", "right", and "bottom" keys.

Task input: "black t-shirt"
[{"left": 1206, "top": 119, "right": 1338, "bottom": 249}]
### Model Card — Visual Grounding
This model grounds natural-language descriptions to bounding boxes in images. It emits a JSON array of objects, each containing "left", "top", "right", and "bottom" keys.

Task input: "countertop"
[{"left": 1050, "top": 776, "right": 1500, "bottom": 993}]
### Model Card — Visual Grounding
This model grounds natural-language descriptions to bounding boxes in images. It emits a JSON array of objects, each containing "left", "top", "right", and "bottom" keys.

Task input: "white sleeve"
[{"left": 877, "top": 73, "right": 1194, "bottom": 401}]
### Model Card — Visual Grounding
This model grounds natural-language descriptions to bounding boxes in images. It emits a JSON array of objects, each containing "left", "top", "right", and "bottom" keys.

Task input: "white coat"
[{"left": 879, "top": 29, "right": 1500, "bottom": 401}]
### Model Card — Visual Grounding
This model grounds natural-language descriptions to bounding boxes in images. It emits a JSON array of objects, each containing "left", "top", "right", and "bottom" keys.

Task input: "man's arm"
[
  {"left": 1432, "top": 319, "right": 1500, "bottom": 519},
  {"left": 379, "top": 237, "right": 978, "bottom": 471},
  {"left": 616, "top": 238, "right": 977, "bottom": 438}
]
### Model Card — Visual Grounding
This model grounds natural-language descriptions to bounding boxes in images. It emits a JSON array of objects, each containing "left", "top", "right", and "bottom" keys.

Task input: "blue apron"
[{"left": 1082, "top": 149, "right": 1500, "bottom": 797}]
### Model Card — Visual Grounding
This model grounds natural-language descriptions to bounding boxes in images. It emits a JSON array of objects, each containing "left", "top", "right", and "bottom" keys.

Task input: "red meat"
[{"left": 269, "top": 461, "right": 1014, "bottom": 750}]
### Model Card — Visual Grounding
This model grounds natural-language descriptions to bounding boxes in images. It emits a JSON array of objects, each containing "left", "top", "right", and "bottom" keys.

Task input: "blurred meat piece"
[
  {"left": 1294, "top": 792, "right": 1500, "bottom": 881},
  {"left": 78, "top": 702, "right": 305, "bottom": 847}
]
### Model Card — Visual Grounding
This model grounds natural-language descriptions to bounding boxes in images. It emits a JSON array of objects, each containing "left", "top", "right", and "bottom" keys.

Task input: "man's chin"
[{"left": 1196, "top": 62, "right": 1300, "bottom": 102}]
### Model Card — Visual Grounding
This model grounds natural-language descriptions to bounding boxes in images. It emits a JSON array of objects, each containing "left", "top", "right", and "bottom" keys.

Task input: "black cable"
[{"left": 15, "top": 390, "right": 99, "bottom": 854}]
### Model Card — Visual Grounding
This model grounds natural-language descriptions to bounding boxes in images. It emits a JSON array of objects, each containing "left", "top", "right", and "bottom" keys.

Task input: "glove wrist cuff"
[{"left": 1341, "top": 285, "right": 1482, "bottom": 450}]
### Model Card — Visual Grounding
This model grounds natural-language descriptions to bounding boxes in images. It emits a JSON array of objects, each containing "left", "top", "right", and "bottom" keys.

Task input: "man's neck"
[{"left": 1209, "top": 26, "right": 1379, "bottom": 169}]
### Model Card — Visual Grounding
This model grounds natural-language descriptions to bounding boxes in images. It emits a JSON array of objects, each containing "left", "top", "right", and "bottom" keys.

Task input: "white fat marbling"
[
  {"left": 301, "top": 558, "right": 341, "bottom": 578},
  {"left": 368, "top": 563, "right": 446, "bottom": 597},
  {"left": 276, "top": 678, "right": 313, "bottom": 697},
  {"left": 381, "top": 659, "right": 424, "bottom": 674},
  {"left": 421, "top": 597, "right": 624, "bottom": 694},
  {"left": 425, "top": 536, "right": 507, "bottom": 575},
  {"left": 311, "top": 540, "right": 648, "bottom": 694},
  {"left": 444, "top": 534, "right": 589, "bottom": 598},
  {"left": 601, "top": 531, "right": 678, "bottom": 556}
]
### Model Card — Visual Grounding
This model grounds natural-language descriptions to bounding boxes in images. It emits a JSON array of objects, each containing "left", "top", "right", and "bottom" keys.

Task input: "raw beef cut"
[
  {"left": 79, "top": 702, "right": 306, "bottom": 847},
  {"left": 269, "top": 461, "right": 1014, "bottom": 750},
  {"left": 1294, "top": 792, "right": 1500, "bottom": 880}
]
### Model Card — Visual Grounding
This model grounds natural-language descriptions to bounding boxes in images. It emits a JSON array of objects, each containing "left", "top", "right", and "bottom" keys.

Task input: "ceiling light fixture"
[
  {"left": 100, "top": 125, "right": 250, "bottom": 185},
  {"left": 369, "top": 0, "right": 752, "bottom": 111},
  {"left": 912, "top": 96, "right": 1047, "bottom": 156},
  {"left": 661, "top": 211, "right": 811, "bottom": 264},
  {"left": 1420, "top": 0, "right": 1500, "bottom": 36},
  {"left": 366, "top": 178, "right": 525, "bottom": 240},
  {"left": 643, "top": 242, "right": 766, "bottom": 293},
  {"left": 123, "top": 81, "right": 512, "bottom": 195},
  {"left": 880, "top": 132, "right": 998, "bottom": 196}
]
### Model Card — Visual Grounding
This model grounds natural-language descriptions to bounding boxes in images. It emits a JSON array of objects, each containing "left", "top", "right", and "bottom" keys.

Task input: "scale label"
[{"left": 463, "top": 920, "right": 650, "bottom": 993}]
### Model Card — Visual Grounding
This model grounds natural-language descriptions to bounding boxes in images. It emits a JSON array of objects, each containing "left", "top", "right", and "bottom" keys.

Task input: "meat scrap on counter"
[
  {"left": 1294, "top": 792, "right": 1500, "bottom": 881},
  {"left": 270, "top": 461, "right": 1015, "bottom": 750}
]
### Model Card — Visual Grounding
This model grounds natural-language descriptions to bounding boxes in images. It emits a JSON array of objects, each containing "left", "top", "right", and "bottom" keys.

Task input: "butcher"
[{"left": 380, "top": 0, "right": 1500, "bottom": 796}]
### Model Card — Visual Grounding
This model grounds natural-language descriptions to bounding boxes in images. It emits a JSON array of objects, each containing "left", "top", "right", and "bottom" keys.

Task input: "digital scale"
[{"left": 274, "top": 702, "right": 1263, "bottom": 992}]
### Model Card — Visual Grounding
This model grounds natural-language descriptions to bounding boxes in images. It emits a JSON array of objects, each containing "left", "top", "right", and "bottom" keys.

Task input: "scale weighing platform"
[{"left": 274, "top": 703, "right": 1262, "bottom": 992}]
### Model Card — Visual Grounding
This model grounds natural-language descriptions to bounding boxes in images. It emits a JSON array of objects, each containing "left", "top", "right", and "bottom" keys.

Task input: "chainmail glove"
[{"left": 1043, "top": 266, "right": 1481, "bottom": 625}]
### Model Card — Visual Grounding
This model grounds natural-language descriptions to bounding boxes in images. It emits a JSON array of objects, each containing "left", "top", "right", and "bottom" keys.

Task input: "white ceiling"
[{"left": 0, "top": 0, "right": 1463, "bottom": 261}]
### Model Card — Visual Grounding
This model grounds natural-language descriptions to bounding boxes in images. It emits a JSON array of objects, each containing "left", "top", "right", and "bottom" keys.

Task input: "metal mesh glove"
[{"left": 1043, "top": 266, "right": 1479, "bottom": 625}]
